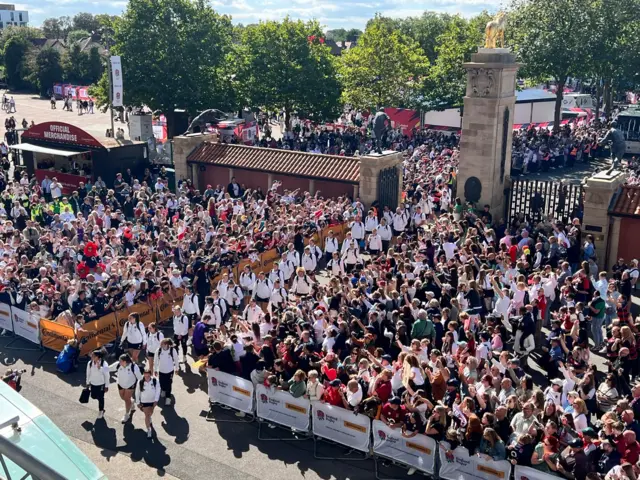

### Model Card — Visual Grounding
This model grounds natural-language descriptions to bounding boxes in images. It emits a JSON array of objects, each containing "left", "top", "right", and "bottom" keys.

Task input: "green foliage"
[
  {"left": 420, "top": 13, "right": 489, "bottom": 109},
  {"left": 32, "top": 48, "right": 63, "bottom": 96},
  {"left": 111, "top": 0, "right": 233, "bottom": 118},
  {"left": 326, "top": 28, "right": 362, "bottom": 42},
  {"left": 85, "top": 47, "right": 104, "bottom": 84},
  {"left": 72, "top": 13, "right": 100, "bottom": 34},
  {"left": 67, "top": 29, "right": 90, "bottom": 45},
  {"left": 234, "top": 17, "right": 342, "bottom": 128},
  {"left": 3, "top": 35, "right": 30, "bottom": 88},
  {"left": 337, "top": 15, "right": 429, "bottom": 109},
  {"left": 41, "top": 17, "right": 72, "bottom": 40},
  {"left": 63, "top": 44, "right": 87, "bottom": 84},
  {"left": 88, "top": 72, "right": 109, "bottom": 110},
  {"left": 396, "top": 12, "right": 453, "bottom": 64}
]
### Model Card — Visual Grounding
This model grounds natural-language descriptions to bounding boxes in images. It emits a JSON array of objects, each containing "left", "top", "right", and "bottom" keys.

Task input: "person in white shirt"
[
  {"left": 50, "top": 178, "right": 62, "bottom": 199},
  {"left": 306, "top": 370, "right": 324, "bottom": 402},
  {"left": 243, "top": 298, "right": 264, "bottom": 323},
  {"left": 136, "top": 369, "right": 161, "bottom": 438},
  {"left": 252, "top": 272, "right": 273, "bottom": 303},
  {"left": 301, "top": 246, "right": 318, "bottom": 274},
  {"left": 278, "top": 256, "right": 295, "bottom": 282},
  {"left": 324, "top": 230, "right": 339, "bottom": 262},
  {"left": 169, "top": 269, "right": 184, "bottom": 289},
  {"left": 268, "top": 265, "right": 285, "bottom": 286},
  {"left": 308, "top": 240, "right": 323, "bottom": 266},
  {"left": 154, "top": 338, "right": 179, "bottom": 405},
  {"left": 120, "top": 313, "right": 147, "bottom": 364},
  {"left": 342, "top": 244, "right": 361, "bottom": 273},
  {"left": 367, "top": 228, "right": 382, "bottom": 255},
  {"left": 290, "top": 268, "right": 313, "bottom": 296},
  {"left": 364, "top": 211, "right": 378, "bottom": 234},
  {"left": 182, "top": 285, "right": 201, "bottom": 321},
  {"left": 377, "top": 218, "right": 393, "bottom": 252},
  {"left": 341, "top": 233, "right": 357, "bottom": 255},
  {"left": 344, "top": 379, "right": 363, "bottom": 409},
  {"left": 116, "top": 353, "right": 142, "bottom": 423},
  {"left": 326, "top": 251, "right": 345, "bottom": 277},
  {"left": 145, "top": 322, "right": 164, "bottom": 373},
  {"left": 85, "top": 349, "right": 110, "bottom": 419},
  {"left": 226, "top": 279, "right": 244, "bottom": 312},
  {"left": 239, "top": 266, "right": 256, "bottom": 296},
  {"left": 286, "top": 244, "right": 301, "bottom": 267},
  {"left": 350, "top": 217, "right": 365, "bottom": 247},
  {"left": 172, "top": 306, "right": 189, "bottom": 363},
  {"left": 269, "top": 279, "right": 288, "bottom": 314},
  {"left": 442, "top": 237, "right": 458, "bottom": 261},
  {"left": 411, "top": 205, "right": 427, "bottom": 231},
  {"left": 392, "top": 208, "right": 408, "bottom": 236}
]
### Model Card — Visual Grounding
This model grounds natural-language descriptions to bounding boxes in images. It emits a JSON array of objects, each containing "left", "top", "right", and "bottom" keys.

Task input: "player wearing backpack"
[
  {"left": 120, "top": 313, "right": 147, "bottom": 364},
  {"left": 154, "top": 338, "right": 179, "bottom": 405},
  {"left": 135, "top": 369, "right": 161, "bottom": 438},
  {"left": 116, "top": 354, "right": 142, "bottom": 423}
]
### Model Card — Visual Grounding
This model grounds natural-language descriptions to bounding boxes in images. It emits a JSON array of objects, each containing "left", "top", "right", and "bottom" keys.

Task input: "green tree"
[
  {"left": 420, "top": 12, "right": 490, "bottom": 109},
  {"left": 32, "top": 47, "right": 63, "bottom": 96},
  {"left": 72, "top": 13, "right": 100, "bottom": 33},
  {"left": 85, "top": 47, "right": 103, "bottom": 84},
  {"left": 234, "top": 17, "right": 342, "bottom": 130},
  {"left": 345, "top": 28, "right": 362, "bottom": 42},
  {"left": 3, "top": 36, "right": 30, "bottom": 88},
  {"left": 67, "top": 29, "right": 90, "bottom": 45},
  {"left": 508, "top": 0, "right": 592, "bottom": 128},
  {"left": 397, "top": 12, "right": 453, "bottom": 65},
  {"left": 325, "top": 28, "right": 347, "bottom": 42},
  {"left": 41, "top": 18, "right": 63, "bottom": 39},
  {"left": 91, "top": 0, "right": 233, "bottom": 137},
  {"left": 337, "top": 15, "right": 429, "bottom": 109},
  {"left": 63, "top": 44, "right": 88, "bottom": 84}
]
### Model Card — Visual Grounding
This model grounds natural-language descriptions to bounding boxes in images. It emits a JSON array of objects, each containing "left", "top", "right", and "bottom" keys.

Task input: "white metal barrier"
[
  {"left": 206, "top": 369, "right": 255, "bottom": 422},
  {"left": 312, "top": 403, "right": 371, "bottom": 460},
  {"left": 2, "top": 303, "right": 42, "bottom": 352},
  {"left": 514, "top": 465, "right": 562, "bottom": 480},
  {"left": 372, "top": 419, "right": 437, "bottom": 478},
  {"left": 255, "top": 383, "right": 311, "bottom": 440},
  {"left": 438, "top": 441, "right": 512, "bottom": 480}
]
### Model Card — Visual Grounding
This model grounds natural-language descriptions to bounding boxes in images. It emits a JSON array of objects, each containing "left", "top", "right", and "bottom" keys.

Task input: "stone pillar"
[
  {"left": 457, "top": 48, "right": 520, "bottom": 223},
  {"left": 309, "top": 179, "right": 315, "bottom": 196},
  {"left": 359, "top": 151, "right": 403, "bottom": 208},
  {"left": 582, "top": 170, "right": 625, "bottom": 271},
  {"left": 172, "top": 132, "right": 218, "bottom": 185}
]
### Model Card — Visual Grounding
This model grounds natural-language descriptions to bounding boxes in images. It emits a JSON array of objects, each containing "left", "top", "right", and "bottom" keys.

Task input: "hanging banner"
[
  {"left": 77, "top": 313, "right": 118, "bottom": 356},
  {"left": 156, "top": 293, "right": 177, "bottom": 323},
  {"left": 514, "top": 466, "right": 561, "bottom": 480},
  {"left": 12, "top": 307, "right": 40, "bottom": 344},
  {"left": 207, "top": 369, "right": 254, "bottom": 414},
  {"left": 0, "top": 302, "right": 12, "bottom": 333},
  {"left": 255, "top": 384, "right": 311, "bottom": 432},
  {"left": 312, "top": 403, "right": 371, "bottom": 453},
  {"left": 438, "top": 442, "right": 512, "bottom": 480},
  {"left": 110, "top": 56, "right": 124, "bottom": 107},
  {"left": 372, "top": 420, "right": 436, "bottom": 474},
  {"left": 40, "top": 319, "right": 75, "bottom": 352}
]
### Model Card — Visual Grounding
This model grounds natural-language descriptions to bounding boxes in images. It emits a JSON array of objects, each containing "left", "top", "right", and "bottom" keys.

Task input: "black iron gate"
[
  {"left": 378, "top": 166, "right": 400, "bottom": 211},
  {"left": 508, "top": 180, "right": 584, "bottom": 224}
]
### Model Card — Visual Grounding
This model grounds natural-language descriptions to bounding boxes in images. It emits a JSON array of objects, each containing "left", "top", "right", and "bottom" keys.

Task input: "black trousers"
[
  {"left": 159, "top": 371, "right": 174, "bottom": 397},
  {"left": 174, "top": 334, "right": 188, "bottom": 358},
  {"left": 90, "top": 384, "right": 105, "bottom": 411}
]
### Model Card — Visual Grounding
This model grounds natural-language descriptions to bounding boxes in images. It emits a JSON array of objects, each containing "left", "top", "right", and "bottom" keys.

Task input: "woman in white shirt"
[
  {"left": 120, "top": 313, "right": 147, "bottom": 364},
  {"left": 85, "top": 349, "right": 110, "bottom": 419},
  {"left": 116, "top": 354, "right": 142, "bottom": 423},
  {"left": 145, "top": 322, "right": 164, "bottom": 373},
  {"left": 135, "top": 369, "right": 161, "bottom": 438},
  {"left": 367, "top": 228, "right": 383, "bottom": 255}
]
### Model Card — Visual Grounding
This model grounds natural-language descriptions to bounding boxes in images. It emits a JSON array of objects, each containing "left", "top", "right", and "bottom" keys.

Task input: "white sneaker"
[
  {"left": 147, "top": 428, "right": 152, "bottom": 439},
  {"left": 165, "top": 398, "right": 172, "bottom": 406},
  {"left": 160, "top": 391, "right": 166, "bottom": 398},
  {"left": 121, "top": 413, "right": 130, "bottom": 424},
  {"left": 235, "top": 411, "right": 246, "bottom": 418},
  {"left": 407, "top": 468, "right": 416, "bottom": 476},
  {"left": 97, "top": 411, "right": 104, "bottom": 419}
]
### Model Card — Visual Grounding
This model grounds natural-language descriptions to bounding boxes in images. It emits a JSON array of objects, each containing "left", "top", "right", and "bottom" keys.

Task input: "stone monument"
[{"left": 457, "top": 12, "right": 519, "bottom": 222}]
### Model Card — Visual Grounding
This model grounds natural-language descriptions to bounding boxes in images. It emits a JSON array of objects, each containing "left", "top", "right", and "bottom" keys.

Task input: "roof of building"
[
  {"left": 610, "top": 185, "right": 640, "bottom": 217},
  {"left": 187, "top": 142, "right": 360, "bottom": 183},
  {"left": 30, "top": 38, "right": 66, "bottom": 49},
  {"left": 516, "top": 89, "right": 557, "bottom": 103},
  {"left": 76, "top": 37, "right": 107, "bottom": 56}
]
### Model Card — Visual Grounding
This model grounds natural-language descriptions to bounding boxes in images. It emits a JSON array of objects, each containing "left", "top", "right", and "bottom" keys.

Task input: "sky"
[{"left": 18, "top": 0, "right": 503, "bottom": 31}]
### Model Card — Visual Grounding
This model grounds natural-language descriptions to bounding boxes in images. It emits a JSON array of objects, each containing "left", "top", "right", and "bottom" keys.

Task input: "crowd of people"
[{"left": 0, "top": 112, "right": 639, "bottom": 479}]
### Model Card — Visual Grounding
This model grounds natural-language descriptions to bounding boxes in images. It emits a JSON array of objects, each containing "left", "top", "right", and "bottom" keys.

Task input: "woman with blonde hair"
[
  {"left": 571, "top": 398, "right": 589, "bottom": 431},
  {"left": 401, "top": 354, "right": 426, "bottom": 396}
]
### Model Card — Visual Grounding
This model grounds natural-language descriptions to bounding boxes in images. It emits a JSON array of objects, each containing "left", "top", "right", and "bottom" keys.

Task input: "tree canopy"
[{"left": 337, "top": 15, "right": 429, "bottom": 110}]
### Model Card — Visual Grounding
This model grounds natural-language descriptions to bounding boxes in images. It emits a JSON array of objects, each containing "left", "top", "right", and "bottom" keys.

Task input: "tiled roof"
[
  {"left": 610, "top": 185, "right": 640, "bottom": 217},
  {"left": 187, "top": 142, "right": 360, "bottom": 183}
]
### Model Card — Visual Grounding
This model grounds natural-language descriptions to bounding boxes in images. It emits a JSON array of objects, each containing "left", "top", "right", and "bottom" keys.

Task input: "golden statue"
[{"left": 484, "top": 11, "right": 507, "bottom": 49}]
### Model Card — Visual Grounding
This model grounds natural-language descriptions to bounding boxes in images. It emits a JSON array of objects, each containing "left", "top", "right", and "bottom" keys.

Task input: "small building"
[
  {"left": 30, "top": 38, "right": 66, "bottom": 54},
  {"left": 15, "top": 121, "right": 147, "bottom": 194},
  {"left": 608, "top": 184, "right": 640, "bottom": 264},
  {"left": 0, "top": 4, "right": 27, "bottom": 29},
  {"left": 186, "top": 141, "right": 361, "bottom": 199}
]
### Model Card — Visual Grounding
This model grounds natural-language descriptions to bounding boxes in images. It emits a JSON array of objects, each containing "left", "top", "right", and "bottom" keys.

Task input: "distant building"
[
  {"left": 30, "top": 38, "right": 66, "bottom": 54},
  {"left": 0, "top": 4, "right": 28, "bottom": 29},
  {"left": 76, "top": 36, "right": 107, "bottom": 57}
]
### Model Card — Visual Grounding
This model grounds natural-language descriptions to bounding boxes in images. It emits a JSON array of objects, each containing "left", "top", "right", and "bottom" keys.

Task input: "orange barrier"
[
  {"left": 78, "top": 313, "right": 119, "bottom": 356},
  {"left": 40, "top": 319, "right": 75, "bottom": 352}
]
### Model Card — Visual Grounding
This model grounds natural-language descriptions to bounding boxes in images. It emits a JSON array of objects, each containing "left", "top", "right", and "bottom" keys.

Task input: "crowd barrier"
[
  {"left": 438, "top": 441, "right": 512, "bottom": 480},
  {"left": 203, "top": 372, "right": 530, "bottom": 479}
]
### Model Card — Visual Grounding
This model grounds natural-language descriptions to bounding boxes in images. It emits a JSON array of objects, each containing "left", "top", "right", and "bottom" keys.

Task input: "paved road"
[{"left": 0, "top": 333, "right": 384, "bottom": 480}]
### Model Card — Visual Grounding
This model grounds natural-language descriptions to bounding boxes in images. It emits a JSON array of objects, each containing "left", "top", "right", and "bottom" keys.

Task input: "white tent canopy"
[{"left": 10, "top": 143, "right": 88, "bottom": 157}]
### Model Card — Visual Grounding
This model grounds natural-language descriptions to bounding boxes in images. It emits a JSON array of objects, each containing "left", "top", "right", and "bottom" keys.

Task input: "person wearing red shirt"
[
  {"left": 508, "top": 239, "right": 518, "bottom": 263},
  {"left": 323, "top": 380, "right": 344, "bottom": 407},
  {"left": 622, "top": 430, "right": 640, "bottom": 465},
  {"left": 381, "top": 397, "right": 406, "bottom": 428},
  {"left": 371, "top": 369, "right": 393, "bottom": 403}
]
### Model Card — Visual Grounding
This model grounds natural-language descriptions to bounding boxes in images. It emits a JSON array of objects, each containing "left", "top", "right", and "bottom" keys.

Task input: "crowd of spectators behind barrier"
[{"left": 3, "top": 114, "right": 640, "bottom": 479}]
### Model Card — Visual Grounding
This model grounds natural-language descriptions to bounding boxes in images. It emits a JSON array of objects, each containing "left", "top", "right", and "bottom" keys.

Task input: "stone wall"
[
  {"left": 358, "top": 151, "right": 403, "bottom": 208},
  {"left": 172, "top": 133, "right": 218, "bottom": 186}
]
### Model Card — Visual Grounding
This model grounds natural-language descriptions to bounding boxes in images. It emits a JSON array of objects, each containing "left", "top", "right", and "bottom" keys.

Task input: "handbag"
[{"left": 79, "top": 387, "right": 90, "bottom": 404}]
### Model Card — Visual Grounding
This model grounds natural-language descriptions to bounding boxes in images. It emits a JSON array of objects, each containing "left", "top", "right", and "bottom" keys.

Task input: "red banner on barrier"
[{"left": 35, "top": 169, "right": 90, "bottom": 195}]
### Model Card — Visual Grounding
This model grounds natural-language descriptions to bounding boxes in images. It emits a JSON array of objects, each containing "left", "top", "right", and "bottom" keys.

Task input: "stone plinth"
[
  {"left": 582, "top": 169, "right": 626, "bottom": 271},
  {"left": 457, "top": 48, "right": 520, "bottom": 223},
  {"left": 359, "top": 151, "right": 403, "bottom": 208},
  {"left": 173, "top": 133, "right": 218, "bottom": 189}
]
